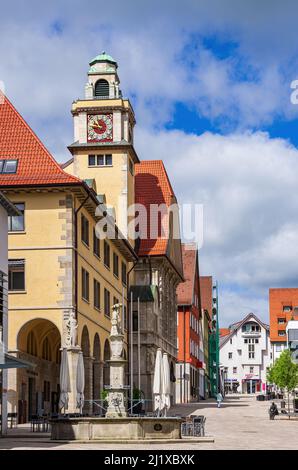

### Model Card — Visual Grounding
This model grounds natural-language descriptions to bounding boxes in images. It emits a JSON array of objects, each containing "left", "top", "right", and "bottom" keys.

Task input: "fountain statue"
[{"left": 105, "top": 303, "right": 128, "bottom": 418}]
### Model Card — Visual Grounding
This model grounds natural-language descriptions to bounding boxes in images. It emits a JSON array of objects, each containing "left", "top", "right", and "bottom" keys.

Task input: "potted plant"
[{"left": 100, "top": 390, "right": 109, "bottom": 416}]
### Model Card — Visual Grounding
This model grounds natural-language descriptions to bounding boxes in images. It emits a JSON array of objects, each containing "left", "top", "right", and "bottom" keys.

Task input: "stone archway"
[
  {"left": 81, "top": 326, "right": 93, "bottom": 415},
  {"left": 103, "top": 339, "right": 111, "bottom": 387},
  {"left": 13, "top": 319, "right": 61, "bottom": 422},
  {"left": 92, "top": 334, "right": 102, "bottom": 414}
]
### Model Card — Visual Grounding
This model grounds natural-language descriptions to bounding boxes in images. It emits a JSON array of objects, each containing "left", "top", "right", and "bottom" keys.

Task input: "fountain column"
[{"left": 106, "top": 304, "right": 128, "bottom": 418}]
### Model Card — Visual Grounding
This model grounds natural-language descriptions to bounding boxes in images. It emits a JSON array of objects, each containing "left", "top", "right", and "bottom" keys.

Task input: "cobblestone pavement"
[{"left": 0, "top": 396, "right": 297, "bottom": 450}]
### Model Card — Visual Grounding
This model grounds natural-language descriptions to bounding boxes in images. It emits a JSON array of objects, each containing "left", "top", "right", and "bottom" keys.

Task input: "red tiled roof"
[
  {"left": 0, "top": 93, "right": 80, "bottom": 187},
  {"left": 135, "top": 160, "right": 175, "bottom": 256},
  {"left": 219, "top": 328, "right": 230, "bottom": 337},
  {"left": 177, "top": 243, "right": 197, "bottom": 304},
  {"left": 200, "top": 276, "right": 213, "bottom": 319}
]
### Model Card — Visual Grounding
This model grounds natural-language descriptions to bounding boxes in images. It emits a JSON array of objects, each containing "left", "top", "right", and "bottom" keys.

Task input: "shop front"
[
  {"left": 242, "top": 375, "right": 262, "bottom": 394},
  {"left": 224, "top": 378, "right": 239, "bottom": 394}
]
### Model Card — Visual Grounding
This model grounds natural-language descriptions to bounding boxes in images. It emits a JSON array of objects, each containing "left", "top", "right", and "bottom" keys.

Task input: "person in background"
[{"left": 216, "top": 392, "right": 223, "bottom": 408}]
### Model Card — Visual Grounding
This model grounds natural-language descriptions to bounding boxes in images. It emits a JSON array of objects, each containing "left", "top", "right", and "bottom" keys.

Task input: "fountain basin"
[{"left": 50, "top": 417, "right": 182, "bottom": 441}]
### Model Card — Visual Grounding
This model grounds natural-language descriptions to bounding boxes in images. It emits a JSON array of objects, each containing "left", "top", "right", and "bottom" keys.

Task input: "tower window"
[
  {"left": 95, "top": 79, "right": 109, "bottom": 98},
  {"left": 88, "top": 155, "right": 112, "bottom": 167}
]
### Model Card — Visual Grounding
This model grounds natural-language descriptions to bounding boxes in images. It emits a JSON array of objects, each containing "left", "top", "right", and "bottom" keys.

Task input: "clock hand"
[{"left": 91, "top": 122, "right": 103, "bottom": 129}]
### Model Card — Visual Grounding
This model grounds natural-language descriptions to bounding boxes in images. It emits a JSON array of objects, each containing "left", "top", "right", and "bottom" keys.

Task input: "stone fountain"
[{"left": 51, "top": 304, "right": 183, "bottom": 441}]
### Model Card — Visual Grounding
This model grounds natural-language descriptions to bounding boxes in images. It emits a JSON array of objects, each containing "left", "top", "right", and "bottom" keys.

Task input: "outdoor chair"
[
  {"left": 30, "top": 415, "right": 44, "bottom": 432},
  {"left": 7, "top": 412, "right": 17, "bottom": 428},
  {"left": 30, "top": 414, "right": 50, "bottom": 432},
  {"left": 193, "top": 416, "right": 206, "bottom": 436},
  {"left": 181, "top": 415, "right": 206, "bottom": 437}
]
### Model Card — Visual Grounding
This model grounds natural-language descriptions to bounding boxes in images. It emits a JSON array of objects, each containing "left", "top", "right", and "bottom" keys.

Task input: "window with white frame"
[
  {"left": 8, "top": 203, "right": 25, "bottom": 232},
  {"left": 88, "top": 154, "right": 112, "bottom": 167}
]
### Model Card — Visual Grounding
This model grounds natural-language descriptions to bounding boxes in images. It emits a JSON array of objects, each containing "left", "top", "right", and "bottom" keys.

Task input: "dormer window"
[
  {"left": 95, "top": 79, "right": 109, "bottom": 98},
  {"left": 283, "top": 305, "right": 292, "bottom": 312},
  {"left": 0, "top": 159, "right": 18, "bottom": 174}
]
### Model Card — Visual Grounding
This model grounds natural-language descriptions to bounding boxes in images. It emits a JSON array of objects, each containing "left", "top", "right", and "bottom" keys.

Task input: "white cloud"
[
  {"left": 218, "top": 288, "right": 269, "bottom": 326},
  {"left": 135, "top": 127, "right": 298, "bottom": 322},
  {"left": 1, "top": 0, "right": 298, "bottom": 143}
]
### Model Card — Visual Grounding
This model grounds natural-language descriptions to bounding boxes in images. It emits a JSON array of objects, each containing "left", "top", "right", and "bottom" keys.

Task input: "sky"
[{"left": 1, "top": 0, "right": 298, "bottom": 326}]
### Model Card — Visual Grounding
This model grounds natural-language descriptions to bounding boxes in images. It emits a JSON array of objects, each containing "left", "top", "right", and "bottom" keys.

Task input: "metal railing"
[{"left": 82, "top": 399, "right": 160, "bottom": 417}]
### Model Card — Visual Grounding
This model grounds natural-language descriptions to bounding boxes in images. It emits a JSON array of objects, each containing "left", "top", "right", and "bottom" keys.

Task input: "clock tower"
[{"left": 64, "top": 52, "right": 138, "bottom": 239}]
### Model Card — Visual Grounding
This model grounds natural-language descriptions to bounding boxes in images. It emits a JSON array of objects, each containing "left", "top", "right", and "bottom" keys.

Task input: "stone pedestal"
[
  {"left": 106, "top": 358, "right": 127, "bottom": 418},
  {"left": 105, "top": 304, "right": 128, "bottom": 418},
  {"left": 66, "top": 346, "right": 81, "bottom": 414}
]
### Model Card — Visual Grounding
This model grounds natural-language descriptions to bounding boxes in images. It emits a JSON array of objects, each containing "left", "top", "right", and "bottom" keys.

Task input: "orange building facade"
[
  {"left": 269, "top": 288, "right": 298, "bottom": 362},
  {"left": 176, "top": 244, "right": 202, "bottom": 403}
]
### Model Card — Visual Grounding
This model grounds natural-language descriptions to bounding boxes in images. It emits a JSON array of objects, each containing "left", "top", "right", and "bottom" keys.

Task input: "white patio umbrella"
[
  {"left": 162, "top": 353, "right": 171, "bottom": 416},
  {"left": 153, "top": 348, "right": 164, "bottom": 416},
  {"left": 76, "top": 351, "right": 85, "bottom": 413},
  {"left": 59, "top": 348, "right": 71, "bottom": 412}
]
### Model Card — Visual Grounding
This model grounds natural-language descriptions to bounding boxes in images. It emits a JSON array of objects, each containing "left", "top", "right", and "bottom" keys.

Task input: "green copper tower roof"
[{"left": 89, "top": 51, "right": 117, "bottom": 66}]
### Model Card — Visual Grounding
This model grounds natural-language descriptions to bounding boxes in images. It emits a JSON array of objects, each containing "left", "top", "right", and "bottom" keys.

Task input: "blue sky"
[{"left": 1, "top": 0, "right": 298, "bottom": 325}]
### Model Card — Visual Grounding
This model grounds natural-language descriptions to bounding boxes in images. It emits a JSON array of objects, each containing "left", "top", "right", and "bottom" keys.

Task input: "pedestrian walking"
[{"left": 216, "top": 392, "right": 223, "bottom": 408}]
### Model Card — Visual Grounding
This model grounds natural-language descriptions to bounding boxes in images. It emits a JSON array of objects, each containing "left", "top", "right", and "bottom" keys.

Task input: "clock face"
[{"left": 87, "top": 114, "right": 113, "bottom": 142}]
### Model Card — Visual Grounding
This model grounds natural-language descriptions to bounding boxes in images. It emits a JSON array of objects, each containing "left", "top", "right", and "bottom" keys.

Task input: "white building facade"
[
  {"left": 286, "top": 320, "right": 298, "bottom": 364},
  {"left": 220, "top": 313, "right": 272, "bottom": 394}
]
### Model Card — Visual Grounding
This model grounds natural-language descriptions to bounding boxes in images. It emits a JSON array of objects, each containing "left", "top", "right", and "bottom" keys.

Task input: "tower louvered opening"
[{"left": 95, "top": 79, "right": 110, "bottom": 98}]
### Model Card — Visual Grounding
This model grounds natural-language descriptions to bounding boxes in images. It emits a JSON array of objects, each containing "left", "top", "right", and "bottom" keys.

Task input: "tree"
[
  {"left": 268, "top": 349, "right": 298, "bottom": 412},
  {"left": 266, "top": 364, "right": 277, "bottom": 386}
]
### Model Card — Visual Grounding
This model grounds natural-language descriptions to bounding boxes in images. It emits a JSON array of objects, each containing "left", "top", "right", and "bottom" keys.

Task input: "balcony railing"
[{"left": 242, "top": 330, "right": 261, "bottom": 337}]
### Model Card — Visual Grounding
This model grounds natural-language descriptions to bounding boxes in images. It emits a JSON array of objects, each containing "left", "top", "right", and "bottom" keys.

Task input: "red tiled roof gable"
[
  {"left": 0, "top": 94, "right": 80, "bottom": 187},
  {"left": 135, "top": 160, "right": 176, "bottom": 257},
  {"left": 177, "top": 244, "right": 197, "bottom": 305},
  {"left": 200, "top": 276, "right": 213, "bottom": 318}
]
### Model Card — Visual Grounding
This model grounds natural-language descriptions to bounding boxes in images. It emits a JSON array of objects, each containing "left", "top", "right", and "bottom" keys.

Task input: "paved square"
[{"left": 0, "top": 396, "right": 297, "bottom": 450}]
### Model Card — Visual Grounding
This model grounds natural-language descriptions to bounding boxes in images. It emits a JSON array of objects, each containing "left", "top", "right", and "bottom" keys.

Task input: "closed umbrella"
[
  {"left": 76, "top": 351, "right": 85, "bottom": 413},
  {"left": 162, "top": 353, "right": 171, "bottom": 416},
  {"left": 59, "top": 348, "right": 71, "bottom": 412},
  {"left": 153, "top": 348, "right": 164, "bottom": 416}
]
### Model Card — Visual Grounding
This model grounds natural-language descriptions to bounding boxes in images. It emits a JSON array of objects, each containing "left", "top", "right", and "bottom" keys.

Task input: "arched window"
[
  {"left": 27, "top": 331, "right": 37, "bottom": 356},
  {"left": 42, "top": 337, "right": 52, "bottom": 361},
  {"left": 95, "top": 79, "right": 109, "bottom": 98}
]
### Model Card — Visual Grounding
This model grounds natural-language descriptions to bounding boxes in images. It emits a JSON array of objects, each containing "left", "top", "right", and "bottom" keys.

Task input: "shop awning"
[{"left": 0, "top": 353, "right": 35, "bottom": 370}]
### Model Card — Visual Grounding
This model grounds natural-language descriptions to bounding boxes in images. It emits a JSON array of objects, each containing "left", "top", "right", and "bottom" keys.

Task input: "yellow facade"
[
  {"left": 6, "top": 186, "right": 132, "bottom": 420},
  {"left": 64, "top": 148, "right": 135, "bottom": 235}
]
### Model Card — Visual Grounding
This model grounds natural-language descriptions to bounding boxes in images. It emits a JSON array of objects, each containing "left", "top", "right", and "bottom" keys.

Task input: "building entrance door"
[{"left": 247, "top": 380, "right": 258, "bottom": 393}]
